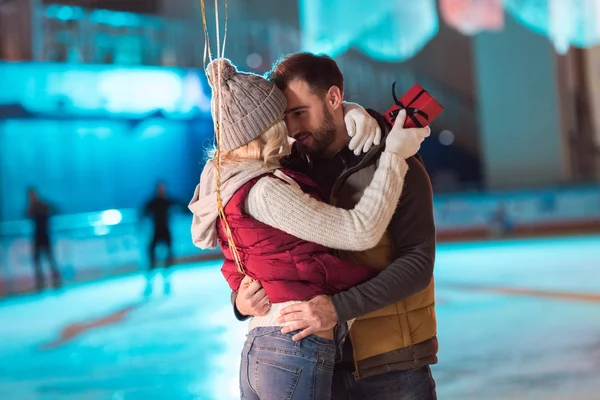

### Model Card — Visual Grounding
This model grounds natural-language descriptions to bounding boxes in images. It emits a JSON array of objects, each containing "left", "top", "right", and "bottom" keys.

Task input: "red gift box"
[{"left": 384, "top": 83, "right": 443, "bottom": 128}]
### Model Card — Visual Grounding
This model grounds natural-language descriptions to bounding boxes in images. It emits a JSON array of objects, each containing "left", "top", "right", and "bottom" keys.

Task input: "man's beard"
[{"left": 297, "top": 104, "right": 337, "bottom": 155}]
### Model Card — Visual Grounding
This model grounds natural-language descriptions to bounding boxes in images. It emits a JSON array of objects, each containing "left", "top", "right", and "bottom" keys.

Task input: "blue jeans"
[
  {"left": 331, "top": 367, "right": 437, "bottom": 400},
  {"left": 240, "top": 326, "right": 337, "bottom": 400}
]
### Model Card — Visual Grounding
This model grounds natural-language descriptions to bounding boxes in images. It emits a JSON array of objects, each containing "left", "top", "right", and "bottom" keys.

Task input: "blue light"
[
  {"left": 0, "top": 63, "right": 211, "bottom": 118},
  {"left": 93, "top": 225, "right": 110, "bottom": 236},
  {"left": 100, "top": 210, "right": 123, "bottom": 226},
  {"left": 139, "top": 123, "right": 166, "bottom": 138},
  {"left": 45, "top": 5, "right": 85, "bottom": 21},
  {"left": 182, "top": 73, "right": 212, "bottom": 113},
  {"left": 86, "top": 9, "right": 142, "bottom": 27},
  {"left": 75, "top": 126, "right": 113, "bottom": 137},
  {"left": 56, "top": 5, "right": 74, "bottom": 21},
  {"left": 299, "top": 0, "right": 439, "bottom": 62},
  {"left": 98, "top": 69, "right": 183, "bottom": 114},
  {"left": 504, "top": 0, "right": 600, "bottom": 54},
  {"left": 45, "top": 4, "right": 59, "bottom": 19}
]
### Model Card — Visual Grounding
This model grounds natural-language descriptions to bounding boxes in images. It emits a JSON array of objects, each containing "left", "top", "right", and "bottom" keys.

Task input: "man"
[
  {"left": 26, "top": 188, "right": 61, "bottom": 291},
  {"left": 142, "top": 182, "right": 180, "bottom": 296},
  {"left": 233, "top": 53, "right": 437, "bottom": 399}
]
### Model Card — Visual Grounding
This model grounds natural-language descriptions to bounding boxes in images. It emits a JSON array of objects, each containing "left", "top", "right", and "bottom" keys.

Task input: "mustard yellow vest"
[{"left": 337, "top": 232, "right": 436, "bottom": 364}]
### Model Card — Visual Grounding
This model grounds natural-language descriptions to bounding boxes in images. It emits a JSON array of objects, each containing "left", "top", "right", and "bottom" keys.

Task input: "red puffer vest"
[{"left": 218, "top": 169, "right": 376, "bottom": 303}]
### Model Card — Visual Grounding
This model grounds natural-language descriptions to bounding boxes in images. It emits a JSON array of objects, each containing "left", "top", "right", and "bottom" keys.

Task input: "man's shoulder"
[
  {"left": 406, "top": 153, "right": 427, "bottom": 170},
  {"left": 400, "top": 154, "right": 433, "bottom": 204},
  {"left": 366, "top": 108, "right": 391, "bottom": 135}
]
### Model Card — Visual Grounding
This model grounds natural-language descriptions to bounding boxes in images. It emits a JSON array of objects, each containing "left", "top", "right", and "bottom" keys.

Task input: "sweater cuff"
[
  {"left": 231, "top": 291, "right": 251, "bottom": 321},
  {"left": 331, "top": 292, "right": 359, "bottom": 324},
  {"left": 380, "top": 151, "right": 410, "bottom": 176},
  {"left": 234, "top": 304, "right": 251, "bottom": 321}
]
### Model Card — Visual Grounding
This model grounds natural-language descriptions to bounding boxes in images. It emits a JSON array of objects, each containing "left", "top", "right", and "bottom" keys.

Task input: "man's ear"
[{"left": 325, "top": 86, "right": 343, "bottom": 111}]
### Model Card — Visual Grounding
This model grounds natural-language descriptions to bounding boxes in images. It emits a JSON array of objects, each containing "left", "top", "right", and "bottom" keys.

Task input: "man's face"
[{"left": 283, "top": 79, "right": 337, "bottom": 155}]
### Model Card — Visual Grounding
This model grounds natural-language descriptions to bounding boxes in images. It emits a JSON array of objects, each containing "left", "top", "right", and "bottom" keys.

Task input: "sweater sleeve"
[{"left": 244, "top": 151, "right": 408, "bottom": 251}]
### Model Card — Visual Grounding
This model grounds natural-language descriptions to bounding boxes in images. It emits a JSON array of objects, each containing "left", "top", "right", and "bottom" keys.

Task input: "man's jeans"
[
  {"left": 331, "top": 366, "right": 437, "bottom": 400},
  {"left": 240, "top": 326, "right": 336, "bottom": 400}
]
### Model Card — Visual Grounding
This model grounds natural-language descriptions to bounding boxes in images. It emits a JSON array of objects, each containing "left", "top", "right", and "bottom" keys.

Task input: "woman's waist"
[{"left": 249, "top": 301, "right": 334, "bottom": 340}]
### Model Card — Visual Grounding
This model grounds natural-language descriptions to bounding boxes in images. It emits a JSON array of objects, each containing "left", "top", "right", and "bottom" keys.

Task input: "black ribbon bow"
[{"left": 388, "top": 82, "right": 429, "bottom": 128}]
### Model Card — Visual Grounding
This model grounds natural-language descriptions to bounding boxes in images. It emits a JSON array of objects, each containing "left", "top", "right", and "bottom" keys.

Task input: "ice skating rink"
[{"left": 1, "top": 235, "right": 599, "bottom": 400}]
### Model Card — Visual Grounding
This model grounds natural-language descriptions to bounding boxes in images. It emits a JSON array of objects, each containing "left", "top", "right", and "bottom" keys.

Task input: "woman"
[{"left": 189, "top": 59, "right": 429, "bottom": 400}]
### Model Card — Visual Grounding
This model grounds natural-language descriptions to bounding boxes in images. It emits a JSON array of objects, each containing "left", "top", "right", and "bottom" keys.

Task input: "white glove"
[
  {"left": 385, "top": 109, "right": 431, "bottom": 159},
  {"left": 343, "top": 102, "right": 382, "bottom": 155}
]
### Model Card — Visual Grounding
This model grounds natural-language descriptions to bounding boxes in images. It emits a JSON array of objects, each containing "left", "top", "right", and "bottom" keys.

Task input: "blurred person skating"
[
  {"left": 26, "top": 188, "right": 61, "bottom": 291},
  {"left": 142, "top": 182, "right": 184, "bottom": 296}
]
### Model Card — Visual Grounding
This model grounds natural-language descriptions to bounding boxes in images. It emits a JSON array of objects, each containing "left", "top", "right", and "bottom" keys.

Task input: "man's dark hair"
[{"left": 267, "top": 52, "right": 344, "bottom": 97}]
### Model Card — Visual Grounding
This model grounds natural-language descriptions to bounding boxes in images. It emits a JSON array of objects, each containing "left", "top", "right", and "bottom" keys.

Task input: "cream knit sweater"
[{"left": 245, "top": 151, "right": 408, "bottom": 252}]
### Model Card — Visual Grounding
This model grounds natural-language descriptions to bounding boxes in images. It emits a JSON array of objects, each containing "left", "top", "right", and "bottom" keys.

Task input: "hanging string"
[
  {"left": 199, "top": 0, "right": 246, "bottom": 277},
  {"left": 199, "top": 0, "right": 212, "bottom": 69},
  {"left": 221, "top": 0, "right": 228, "bottom": 59}
]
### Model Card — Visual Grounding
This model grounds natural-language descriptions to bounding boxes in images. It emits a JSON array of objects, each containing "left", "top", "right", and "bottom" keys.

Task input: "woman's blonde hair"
[{"left": 209, "top": 120, "right": 290, "bottom": 167}]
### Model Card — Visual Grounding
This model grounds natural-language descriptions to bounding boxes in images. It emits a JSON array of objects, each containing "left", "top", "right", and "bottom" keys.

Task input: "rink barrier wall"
[{"left": 1, "top": 185, "right": 599, "bottom": 297}]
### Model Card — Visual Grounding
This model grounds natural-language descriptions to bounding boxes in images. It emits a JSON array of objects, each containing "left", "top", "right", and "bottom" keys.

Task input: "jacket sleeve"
[
  {"left": 330, "top": 155, "right": 436, "bottom": 322},
  {"left": 230, "top": 291, "right": 251, "bottom": 321}
]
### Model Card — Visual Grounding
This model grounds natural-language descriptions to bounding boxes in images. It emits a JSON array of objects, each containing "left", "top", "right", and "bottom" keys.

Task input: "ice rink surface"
[{"left": 1, "top": 235, "right": 599, "bottom": 400}]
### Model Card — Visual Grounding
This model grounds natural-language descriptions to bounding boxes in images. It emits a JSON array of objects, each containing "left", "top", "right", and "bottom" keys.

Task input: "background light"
[{"left": 100, "top": 210, "right": 123, "bottom": 226}]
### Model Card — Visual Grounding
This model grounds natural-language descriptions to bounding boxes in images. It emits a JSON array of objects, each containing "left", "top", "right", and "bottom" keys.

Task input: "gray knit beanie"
[{"left": 206, "top": 58, "right": 287, "bottom": 151}]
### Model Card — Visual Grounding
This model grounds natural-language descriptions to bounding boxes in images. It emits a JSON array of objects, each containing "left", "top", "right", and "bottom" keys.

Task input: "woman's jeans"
[{"left": 240, "top": 326, "right": 337, "bottom": 400}]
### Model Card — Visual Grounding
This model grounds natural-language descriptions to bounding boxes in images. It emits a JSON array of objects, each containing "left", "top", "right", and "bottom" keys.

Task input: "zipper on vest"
[
  {"left": 325, "top": 135, "right": 387, "bottom": 382},
  {"left": 328, "top": 147, "right": 384, "bottom": 204}
]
